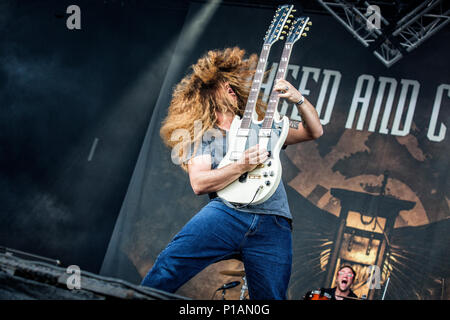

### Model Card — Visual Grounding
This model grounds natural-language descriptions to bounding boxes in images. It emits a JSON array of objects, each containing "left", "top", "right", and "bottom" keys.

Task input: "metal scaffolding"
[{"left": 316, "top": 0, "right": 450, "bottom": 67}]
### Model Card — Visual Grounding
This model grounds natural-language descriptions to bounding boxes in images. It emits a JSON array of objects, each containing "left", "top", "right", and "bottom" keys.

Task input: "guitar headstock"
[
  {"left": 263, "top": 5, "right": 294, "bottom": 46},
  {"left": 286, "top": 16, "right": 312, "bottom": 44}
]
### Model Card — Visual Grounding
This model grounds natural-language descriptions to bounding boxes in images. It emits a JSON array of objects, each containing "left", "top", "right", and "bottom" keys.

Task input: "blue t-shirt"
[{"left": 187, "top": 129, "right": 292, "bottom": 220}]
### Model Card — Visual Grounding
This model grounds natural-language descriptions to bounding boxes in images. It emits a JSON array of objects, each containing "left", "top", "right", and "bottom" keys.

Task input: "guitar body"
[{"left": 217, "top": 111, "right": 289, "bottom": 205}]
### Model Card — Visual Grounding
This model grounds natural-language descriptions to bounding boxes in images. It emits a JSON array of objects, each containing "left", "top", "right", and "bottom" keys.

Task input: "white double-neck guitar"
[{"left": 217, "top": 15, "right": 311, "bottom": 206}]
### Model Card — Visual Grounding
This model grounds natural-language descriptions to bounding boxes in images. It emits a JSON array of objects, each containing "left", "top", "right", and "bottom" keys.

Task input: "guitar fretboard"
[
  {"left": 240, "top": 45, "right": 271, "bottom": 129},
  {"left": 262, "top": 42, "right": 294, "bottom": 129}
]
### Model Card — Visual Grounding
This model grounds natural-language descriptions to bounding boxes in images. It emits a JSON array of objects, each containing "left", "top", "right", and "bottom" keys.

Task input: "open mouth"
[{"left": 341, "top": 279, "right": 348, "bottom": 285}]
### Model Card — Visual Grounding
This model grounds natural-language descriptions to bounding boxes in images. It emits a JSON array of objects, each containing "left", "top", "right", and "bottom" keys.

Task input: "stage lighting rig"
[{"left": 316, "top": 0, "right": 450, "bottom": 67}]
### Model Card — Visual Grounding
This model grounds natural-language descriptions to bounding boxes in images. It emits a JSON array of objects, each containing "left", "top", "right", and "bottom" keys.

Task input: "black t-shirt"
[{"left": 304, "top": 287, "right": 358, "bottom": 300}]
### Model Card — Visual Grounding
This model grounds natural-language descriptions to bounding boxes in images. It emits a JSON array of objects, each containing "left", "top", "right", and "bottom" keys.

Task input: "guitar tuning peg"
[
  {"left": 289, "top": 15, "right": 294, "bottom": 18},
  {"left": 307, "top": 21, "right": 312, "bottom": 25},
  {"left": 292, "top": 9, "right": 297, "bottom": 12},
  {"left": 302, "top": 33, "right": 307, "bottom": 37},
  {"left": 287, "top": 19, "right": 291, "bottom": 23},
  {"left": 283, "top": 25, "right": 289, "bottom": 29},
  {"left": 280, "top": 36, "right": 285, "bottom": 40},
  {"left": 281, "top": 31, "right": 287, "bottom": 34},
  {"left": 304, "top": 27, "right": 310, "bottom": 31}
]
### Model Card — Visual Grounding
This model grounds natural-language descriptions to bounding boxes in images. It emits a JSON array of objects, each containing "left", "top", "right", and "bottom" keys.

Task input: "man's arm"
[
  {"left": 187, "top": 145, "right": 268, "bottom": 195},
  {"left": 273, "top": 79, "right": 323, "bottom": 145}
]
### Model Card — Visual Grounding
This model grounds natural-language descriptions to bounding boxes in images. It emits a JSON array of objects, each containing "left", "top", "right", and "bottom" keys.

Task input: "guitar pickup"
[
  {"left": 237, "top": 129, "right": 250, "bottom": 137},
  {"left": 258, "top": 129, "right": 272, "bottom": 137},
  {"left": 230, "top": 151, "right": 242, "bottom": 161}
]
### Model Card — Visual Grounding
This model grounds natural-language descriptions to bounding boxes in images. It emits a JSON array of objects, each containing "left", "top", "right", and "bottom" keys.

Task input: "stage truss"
[{"left": 316, "top": 0, "right": 450, "bottom": 67}]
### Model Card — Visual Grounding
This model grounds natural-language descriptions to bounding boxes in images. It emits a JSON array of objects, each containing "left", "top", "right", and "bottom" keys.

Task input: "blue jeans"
[{"left": 141, "top": 200, "right": 292, "bottom": 300}]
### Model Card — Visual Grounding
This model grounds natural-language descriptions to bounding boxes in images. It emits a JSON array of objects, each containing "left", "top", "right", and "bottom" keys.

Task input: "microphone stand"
[{"left": 216, "top": 281, "right": 240, "bottom": 300}]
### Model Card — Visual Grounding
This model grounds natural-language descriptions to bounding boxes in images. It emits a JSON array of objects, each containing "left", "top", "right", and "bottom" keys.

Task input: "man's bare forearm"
[
  {"left": 285, "top": 98, "right": 323, "bottom": 145},
  {"left": 191, "top": 162, "right": 245, "bottom": 195},
  {"left": 297, "top": 97, "right": 323, "bottom": 139}
]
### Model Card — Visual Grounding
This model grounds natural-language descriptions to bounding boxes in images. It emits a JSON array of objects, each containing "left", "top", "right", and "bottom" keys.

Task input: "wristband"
[{"left": 295, "top": 95, "right": 305, "bottom": 106}]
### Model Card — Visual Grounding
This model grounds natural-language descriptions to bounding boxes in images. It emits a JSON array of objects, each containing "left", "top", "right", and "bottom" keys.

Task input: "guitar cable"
[{"left": 230, "top": 185, "right": 263, "bottom": 209}]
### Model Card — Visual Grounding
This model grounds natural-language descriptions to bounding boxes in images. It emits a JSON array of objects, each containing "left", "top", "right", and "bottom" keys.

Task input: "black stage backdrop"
[
  {"left": 0, "top": 0, "right": 188, "bottom": 273},
  {"left": 100, "top": 2, "right": 450, "bottom": 300}
]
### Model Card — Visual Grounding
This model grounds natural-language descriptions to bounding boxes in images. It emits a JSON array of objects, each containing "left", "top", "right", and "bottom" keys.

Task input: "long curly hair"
[{"left": 160, "top": 47, "right": 266, "bottom": 171}]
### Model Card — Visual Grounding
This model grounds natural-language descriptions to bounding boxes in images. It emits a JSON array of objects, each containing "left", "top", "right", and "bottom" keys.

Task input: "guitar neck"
[
  {"left": 262, "top": 42, "right": 294, "bottom": 129},
  {"left": 238, "top": 4, "right": 295, "bottom": 130},
  {"left": 240, "top": 44, "right": 271, "bottom": 129}
]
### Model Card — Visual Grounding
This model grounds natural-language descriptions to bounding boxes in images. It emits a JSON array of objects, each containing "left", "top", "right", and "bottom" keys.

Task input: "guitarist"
[{"left": 141, "top": 47, "right": 323, "bottom": 299}]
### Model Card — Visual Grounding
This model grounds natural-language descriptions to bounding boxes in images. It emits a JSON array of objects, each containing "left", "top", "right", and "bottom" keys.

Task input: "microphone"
[{"left": 217, "top": 281, "right": 240, "bottom": 291}]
